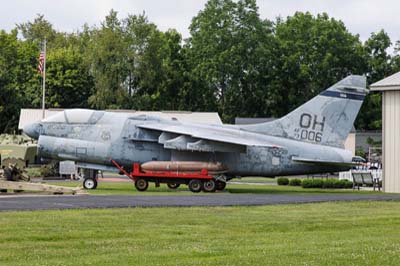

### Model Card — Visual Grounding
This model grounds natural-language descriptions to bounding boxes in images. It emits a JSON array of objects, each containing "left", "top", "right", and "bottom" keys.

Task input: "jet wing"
[
  {"left": 292, "top": 157, "right": 355, "bottom": 166},
  {"left": 137, "top": 123, "right": 280, "bottom": 153}
]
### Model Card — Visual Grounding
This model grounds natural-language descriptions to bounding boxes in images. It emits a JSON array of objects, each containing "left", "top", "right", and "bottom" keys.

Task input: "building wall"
[
  {"left": 19, "top": 109, "right": 223, "bottom": 130},
  {"left": 355, "top": 131, "right": 381, "bottom": 153},
  {"left": 383, "top": 91, "right": 400, "bottom": 192}
]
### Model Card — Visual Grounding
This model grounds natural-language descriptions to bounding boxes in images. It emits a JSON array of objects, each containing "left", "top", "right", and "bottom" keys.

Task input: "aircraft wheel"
[
  {"left": 202, "top": 179, "right": 216, "bottom": 192},
  {"left": 167, "top": 183, "right": 180, "bottom": 189},
  {"left": 135, "top": 178, "right": 149, "bottom": 191},
  {"left": 83, "top": 178, "right": 98, "bottom": 190},
  {"left": 188, "top": 179, "right": 202, "bottom": 193},
  {"left": 216, "top": 180, "right": 226, "bottom": 191}
]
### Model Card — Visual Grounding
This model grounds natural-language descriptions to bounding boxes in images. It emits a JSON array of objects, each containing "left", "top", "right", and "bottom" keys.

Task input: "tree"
[
  {"left": 0, "top": 30, "right": 21, "bottom": 132},
  {"left": 45, "top": 47, "right": 94, "bottom": 108},
  {"left": 273, "top": 12, "right": 367, "bottom": 116},
  {"left": 123, "top": 13, "right": 165, "bottom": 110},
  {"left": 88, "top": 10, "right": 129, "bottom": 109},
  {"left": 17, "top": 14, "right": 56, "bottom": 43},
  {"left": 392, "top": 40, "right": 400, "bottom": 72},
  {"left": 356, "top": 30, "right": 393, "bottom": 130},
  {"left": 1, "top": 4, "right": 397, "bottom": 133},
  {"left": 187, "top": 0, "right": 275, "bottom": 122}
]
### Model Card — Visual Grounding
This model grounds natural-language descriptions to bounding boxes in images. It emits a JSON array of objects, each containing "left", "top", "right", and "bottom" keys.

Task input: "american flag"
[{"left": 38, "top": 51, "right": 45, "bottom": 74}]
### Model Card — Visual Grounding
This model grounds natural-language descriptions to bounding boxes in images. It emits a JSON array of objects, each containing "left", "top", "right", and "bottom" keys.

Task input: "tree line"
[{"left": 1, "top": 0, "right": 399, "bottom": 133}]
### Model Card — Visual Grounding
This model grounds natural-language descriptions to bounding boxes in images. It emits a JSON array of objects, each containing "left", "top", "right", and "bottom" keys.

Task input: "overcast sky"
[{"left": 1, "top": 0, "right": 399, "bottom": 48}]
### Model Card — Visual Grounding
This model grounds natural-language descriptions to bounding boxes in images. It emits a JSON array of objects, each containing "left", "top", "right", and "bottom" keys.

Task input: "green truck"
[{"left": 0, "top": 134, "right": 37, "bottom": 167}]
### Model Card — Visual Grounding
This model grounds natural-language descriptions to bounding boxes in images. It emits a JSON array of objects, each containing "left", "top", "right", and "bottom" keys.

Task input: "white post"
[{"left": 42, "top": 39, "right": 46, "bottom": 119}]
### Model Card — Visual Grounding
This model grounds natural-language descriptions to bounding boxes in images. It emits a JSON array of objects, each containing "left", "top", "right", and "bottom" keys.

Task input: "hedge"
[
  {"left": 289, "top": 178, "right": 302, "bottom": 186},
  {"left": 277, "top": 177, "right": 289, "bottom": 185},
  {"left": 301, "top": 178, "right": 353, "bottom": 189}
]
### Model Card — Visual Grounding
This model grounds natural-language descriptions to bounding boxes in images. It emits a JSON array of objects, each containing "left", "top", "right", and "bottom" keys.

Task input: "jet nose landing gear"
[{"left": 82, "top": 169, "right": 98, "bottom": 190}]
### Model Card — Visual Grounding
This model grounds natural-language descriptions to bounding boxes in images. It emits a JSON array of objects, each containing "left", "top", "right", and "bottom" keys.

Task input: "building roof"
[
  {"left": 18, "top": 109, "right": 222, "bottom": 130},
  {"left": 235, "top": 117, "right": 276, "bottom": 125},
  {"left": 235, "top": 117, "right": 356, "bottom": 133},
  {"left": 370, "top": 71, "right": 400, "bottom": 91}
]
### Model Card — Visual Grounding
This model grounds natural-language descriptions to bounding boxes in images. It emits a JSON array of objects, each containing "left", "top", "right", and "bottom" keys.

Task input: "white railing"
[{"left": 339, "top": 169, "right": 382, "bottom": 181}]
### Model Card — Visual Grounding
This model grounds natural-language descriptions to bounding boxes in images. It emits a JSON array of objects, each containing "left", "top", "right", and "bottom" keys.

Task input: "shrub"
[
  {"left": 343, "top": 180, "right": 354, "bottom": 189},
  {"left": 337, "top": 180, "right": 346, "bottom": 188},
  {"left": 289, "top": 178, "right": 302, "bottom": 186},
  {"left": 312, "top": 179, "right": 324, "bottom": 188},
  {"left": 301, "top": 178, "right": 324, "bottom": 188},
  {"left": 322, "top": 179, "right": 335, "bottom": 188},
  {"left": 277, "top": 177, "right": 289, "bottom": 185},
  {"left": 40, "top": 165, "right": 56, "bottom": 177},
  {"left": 25, "top": 167, "right": 42, "bottom": 178},
  {"left": 301, "top": 179, "right": 313, "bottom": 188},
  {"left": 302, "top": 178, "right": 353, "bottom": 189}
]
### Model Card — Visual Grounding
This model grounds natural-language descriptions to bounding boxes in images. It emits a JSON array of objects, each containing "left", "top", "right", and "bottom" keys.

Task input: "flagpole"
[{"left": 42, "top": 39, "right": 46, "bottom": 119}]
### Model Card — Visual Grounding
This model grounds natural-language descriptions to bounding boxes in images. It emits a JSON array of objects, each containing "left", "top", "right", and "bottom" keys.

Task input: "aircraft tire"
[
  {"left": 167, "top": 183, "right": 180, "bottom": 189},
  {"left": 215, "top": 180, "right": 226, "bottom": 191},
  {"left": 188, "top": 179, "right": 202, "bottom": 193},
  {"left": 135, "top": 178, "right": 149, "bottom": 191},
  {"left": 83, "top": 178, "right": 98, "bottom": 190},
  {"left": 202, "top": 179, "right": 216, "bottom": 192}
]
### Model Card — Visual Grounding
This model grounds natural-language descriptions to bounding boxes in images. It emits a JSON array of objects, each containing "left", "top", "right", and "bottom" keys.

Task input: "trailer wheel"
[
  {"left": 135, "top": 178, "right": 149, "bottom": 191},
  {"left": 167, "top": 183, "right": 180, "bottom": 189},
  {"left": 188, "top": 179, "right": 202, "bottom": 193},
  {"left": 202, "top": 179, "right": 216, "bottom": 192},
  {"left": 83, "top": 178, "right": 98, "bottom": 190},
  {"left": 216, "top": 180, "right": 226, "bottom": 191}
]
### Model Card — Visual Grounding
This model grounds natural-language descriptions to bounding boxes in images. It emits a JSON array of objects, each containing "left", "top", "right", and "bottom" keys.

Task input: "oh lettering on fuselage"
[{"left": 294, "top": 113, "right": 325, "bottom": 142}]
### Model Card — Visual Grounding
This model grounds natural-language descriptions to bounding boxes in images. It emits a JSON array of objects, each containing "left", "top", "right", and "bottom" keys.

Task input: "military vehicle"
[
  {"left": 23, "top": 75, "right": 368, "bottom": 192},
  {"left": 0, "top": 134, "right": 37, "bottom": 167}
]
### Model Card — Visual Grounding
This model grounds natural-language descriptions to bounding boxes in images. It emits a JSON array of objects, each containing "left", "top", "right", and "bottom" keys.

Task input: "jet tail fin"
[{"left": 242, "top": 75, "right": 368, "bottom": 148}]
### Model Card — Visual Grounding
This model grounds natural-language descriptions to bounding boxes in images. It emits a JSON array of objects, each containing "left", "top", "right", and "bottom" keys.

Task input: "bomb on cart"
[{"left": 111, "top": 160, "right": 226, "bottom": 193}]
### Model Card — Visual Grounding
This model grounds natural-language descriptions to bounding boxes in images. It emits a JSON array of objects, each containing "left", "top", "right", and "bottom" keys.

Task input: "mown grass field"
[
  {"left": 48, "top": 179, "right": 382, "bottom": 196},
  {"left": 0, "top": 201, "right": 400, "bottom": 265}
]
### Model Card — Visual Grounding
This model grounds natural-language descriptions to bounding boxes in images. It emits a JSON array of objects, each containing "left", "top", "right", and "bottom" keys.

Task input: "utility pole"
[{"left": 41, "top": 39, "right": 46, "bottom": 119}]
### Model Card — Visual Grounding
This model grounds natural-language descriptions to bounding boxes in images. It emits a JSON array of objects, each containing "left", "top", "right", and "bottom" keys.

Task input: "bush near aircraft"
[
  {"left": 277, "top": 178, "right": 353, "bottom": 188},
  {"left": 277, "top": 177, "right": 289, "bottom": 185},
  {"left": 289, "top": 178, "right": 302, "bottom": 186}
]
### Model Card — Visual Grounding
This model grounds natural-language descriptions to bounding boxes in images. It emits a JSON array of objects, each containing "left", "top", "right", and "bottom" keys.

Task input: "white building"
[
  {"left": 370, "top": 71, "right": 400, "bottom": 193},
  {"left": 18, "top": 109, "right": 222, "bottom": 131}
]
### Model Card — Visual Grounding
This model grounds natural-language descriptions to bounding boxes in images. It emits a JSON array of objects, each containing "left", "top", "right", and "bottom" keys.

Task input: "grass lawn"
[
  {"left": 0, "top": 201, "right": 400, "bottom": 265},
  {"left": 47, "top": 180, "right": 382, "bottom": 196}
]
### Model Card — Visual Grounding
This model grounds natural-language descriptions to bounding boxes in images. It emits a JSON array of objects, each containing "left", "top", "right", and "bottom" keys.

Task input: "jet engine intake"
[{"left": 38, "top": 135, "right": 109, "bottom": 164}]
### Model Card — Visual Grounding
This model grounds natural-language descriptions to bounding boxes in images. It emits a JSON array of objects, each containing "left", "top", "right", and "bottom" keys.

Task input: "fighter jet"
[{"left": 24, "top": 75, "right": 368, "bottom": 191}]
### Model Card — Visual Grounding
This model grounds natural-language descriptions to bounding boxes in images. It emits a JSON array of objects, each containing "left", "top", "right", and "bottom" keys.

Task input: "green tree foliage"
[
  {"left": 0, "top": 30, "right": 21, "bottom": 132},
  {"left": 130, "top": 28, "right": 189, "bottom": 111},
  {"left": 356, "top": 30, "right": 393, "bottom": 130},
  {"left": 17, "top": 14, "right": 56, "bottom": 43},
  {"left": 1, "top": 1, "right": 400, "bottom": 134},
  {"left": 187, "top": 0, "right": 275, "bottom": 121},
  {"left": 123, "top": 14, "right": 171, "bottom": 110},
  {"left": 391, "top": 41, "right": 400, "bottom": 73},
  {"left": 45, "top": 47, "right": 94, "bottom": 108},
  {"left": 273, "top": 12, "right": 367, "bottom": 115},
  {"left": 88, "top": 10, "right": 128, "bottom": 109}
]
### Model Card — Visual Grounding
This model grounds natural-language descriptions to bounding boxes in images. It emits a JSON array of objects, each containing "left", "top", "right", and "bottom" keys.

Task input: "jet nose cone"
[{"left": 23, "top": 122, "right": 41, "bottom": 139}]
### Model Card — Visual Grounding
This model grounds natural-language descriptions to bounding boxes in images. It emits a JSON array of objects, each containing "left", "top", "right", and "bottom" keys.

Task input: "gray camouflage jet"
[{"left": 24, "top": 75, "right": 368, "bottom": 190}]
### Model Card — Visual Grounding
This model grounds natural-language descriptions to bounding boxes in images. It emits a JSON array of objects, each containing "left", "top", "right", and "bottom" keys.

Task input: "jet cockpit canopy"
[{"left": 42, "top": 109, "right": 104, "bottom": 124}]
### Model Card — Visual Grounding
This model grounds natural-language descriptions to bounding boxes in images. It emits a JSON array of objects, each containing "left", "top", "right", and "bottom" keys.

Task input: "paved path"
[{"left": 1, "top": 193, "right": 400, "bottom": 211}]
